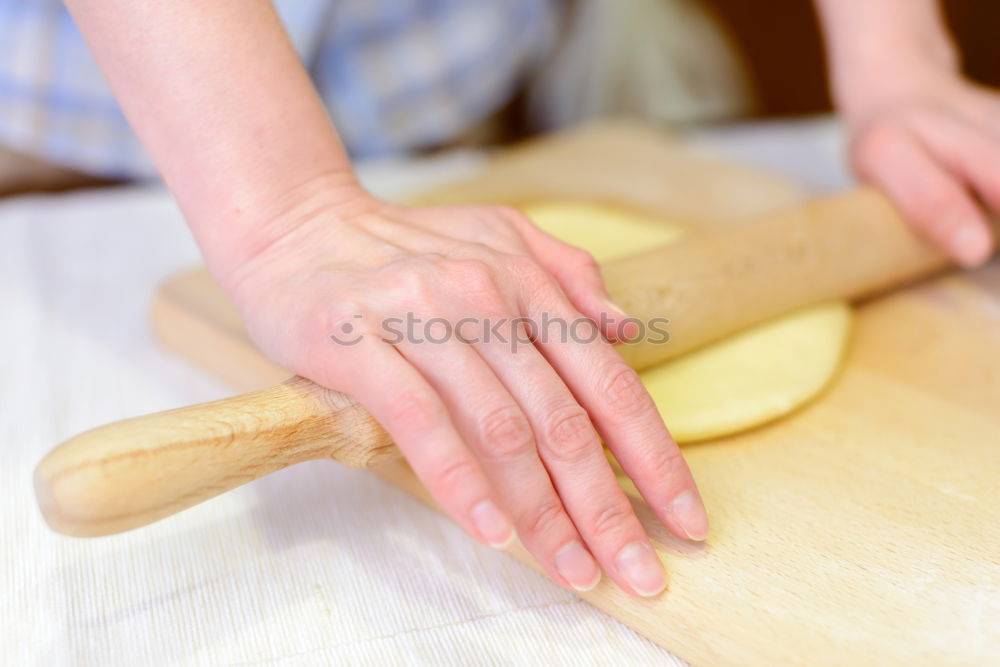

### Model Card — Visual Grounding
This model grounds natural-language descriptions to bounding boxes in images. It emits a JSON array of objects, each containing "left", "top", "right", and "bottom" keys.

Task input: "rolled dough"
[
  {"left": 520, "top": 201, "right": 852, "bottom": 443},
  {"left": 522, "top": 201, "right": 686, "bottom": 263}
]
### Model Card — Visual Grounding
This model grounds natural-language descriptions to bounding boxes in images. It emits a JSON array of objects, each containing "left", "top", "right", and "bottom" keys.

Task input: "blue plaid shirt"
[{"left": 0, "top": 0, "right": 559, "bottom": 179}]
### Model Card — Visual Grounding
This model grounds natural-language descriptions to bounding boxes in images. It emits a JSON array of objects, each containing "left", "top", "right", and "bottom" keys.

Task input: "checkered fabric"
[{"left": 0, "top": 0, "right": 560, "bottom": 179}]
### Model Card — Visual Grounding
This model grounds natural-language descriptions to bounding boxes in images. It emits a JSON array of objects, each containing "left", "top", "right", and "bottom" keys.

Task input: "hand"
[
  {"left": 223, "top": 184, "right": 709, "bottom": 597},
  {"left": 842, "top": 67, "right": 1000, "bottom": 267}
]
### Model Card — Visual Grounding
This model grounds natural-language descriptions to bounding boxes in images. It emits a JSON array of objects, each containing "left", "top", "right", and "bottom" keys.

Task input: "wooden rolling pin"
[{"left": 35, "top": 188, "right": 973, "bottom": 537}]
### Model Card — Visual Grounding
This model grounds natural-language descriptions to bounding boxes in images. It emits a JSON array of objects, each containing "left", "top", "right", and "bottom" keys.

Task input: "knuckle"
[
  {"left": 851, "top": 123, "right": 901, "bottom": 177},
  {"left": 569, "top": 246, "right": 600, "bottom": 272},
  {"left": 480, "top": 404, "right": 535, "bottom": 459},
  {"left": 323, "top": 308, "right": 376, "bottom": 351},
  {"left": 431, "top": 457, "right": 479, "bottom": 496},
  {"left": 387, "top": 390, "right": 442, "bottom": 432},
  {"left": 508, "top": 256, "right": 556, "bottom": 299},
  {"left": 541, "top": 404, "right": 598, "bottom": 464},
  {"left": 448, "top": 258, "right": 502, "bottom": 299},
  {"left": 854, "top": 123, "right": 895, "bottom": 159},
  {"left": 455, "top": 257, "right": 495, "bottom": 281},
  {"left": 519, "top": 498, "right": 565, "bottom": 537},
  {"left": 599, "top": 364, "right": 651, "bottom": 417},
  {"left": 636, "top": 444, "right": 685, "bottom": 483},
  {"left": 589, "top": 500, "right": 635, "bottom": 540},
  {"left": 507, "top": 254, "right": 548, "bottom": 281},
  {"left": 388, "top": 262, "right": 437, "bottom": 305},
  {"left": 324, "top": 298, "right": 366, "bottom": 332},
  {"left": 327, "top": 296, "right": 363, "bottom": 320}
]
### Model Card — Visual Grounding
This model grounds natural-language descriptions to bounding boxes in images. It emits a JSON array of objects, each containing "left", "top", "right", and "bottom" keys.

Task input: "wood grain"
[
  {"left": 34, "top": 377, "right": 396, "bottom": 536},
  {"left": 154, "top": 269, "right": 1000, "bottom": 663},
  {"left": 37, "top": 123, "right": 1000, "bottom": 664},
  {"left": 605, "top": 188, "right": 954, "bottom": 368},
  {"left": 36, "top": 187, "right": 964, "bottom": 538}
]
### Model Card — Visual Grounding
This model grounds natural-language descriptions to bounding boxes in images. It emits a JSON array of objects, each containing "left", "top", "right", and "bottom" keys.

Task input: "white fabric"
[{"left": 2, "top": 120, "right": 849, "bottom": 665}]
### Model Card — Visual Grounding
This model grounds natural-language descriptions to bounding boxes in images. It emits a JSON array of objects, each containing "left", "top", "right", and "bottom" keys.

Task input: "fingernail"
[
  {"left": 602, "top": 298, "right": 639, "bottom": 341},
  {"left": 554, "top": 540, "right": 602, "bottom": 592},
  {"left": 603, "top": 297, "right": 630, "bottom": 318},
  {"left": 669, "top": 490, "right": 710, "bottom": 541},
  {"left": 614, "top": 542, "right": 666, "bottom": 597},
  {"left": 471, "top": 500, "right": 515, "bottom": 548},
  {"left": 950, "top": 224, "right": 992, "bottom": 267}
]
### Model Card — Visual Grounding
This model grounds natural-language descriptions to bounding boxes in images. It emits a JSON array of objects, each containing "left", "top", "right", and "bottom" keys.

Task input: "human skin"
[
  {"left": 65, "top": 0, "right": 705, "bottom": 599},
  {"left": 816, "top": 0, "right": 999, "bottom": 266},
  {"left": 63, "top": 0, "right": 994, "bottom": 598}
]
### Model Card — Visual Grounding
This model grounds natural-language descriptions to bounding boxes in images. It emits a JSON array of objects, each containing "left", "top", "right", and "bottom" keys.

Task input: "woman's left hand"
[{"left": 842, "top": 67, "right": 1000, "bottom": 267}]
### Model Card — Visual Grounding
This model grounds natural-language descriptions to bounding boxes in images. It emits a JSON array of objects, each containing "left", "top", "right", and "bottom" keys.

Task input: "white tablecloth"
[{"left": 2, "top": 118, "right": 851, "bottom": 665}]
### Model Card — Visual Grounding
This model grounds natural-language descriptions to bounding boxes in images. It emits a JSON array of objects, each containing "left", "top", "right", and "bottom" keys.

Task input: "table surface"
[{"left": 2, "top": 117, "right": 851, "bottom": 666}]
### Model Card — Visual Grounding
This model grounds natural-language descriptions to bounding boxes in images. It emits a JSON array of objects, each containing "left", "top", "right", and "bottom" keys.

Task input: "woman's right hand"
[
  {"left": 221, "top": 181, "right": 709, "bottom": 597},
  {"left": 61, "top": 0, "right": 707, "bottom": 597}
]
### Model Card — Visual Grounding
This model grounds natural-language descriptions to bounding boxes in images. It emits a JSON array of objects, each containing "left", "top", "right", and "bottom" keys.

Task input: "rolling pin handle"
[{"left": 34, "top": 377, "right": 397, "bottom": 536}]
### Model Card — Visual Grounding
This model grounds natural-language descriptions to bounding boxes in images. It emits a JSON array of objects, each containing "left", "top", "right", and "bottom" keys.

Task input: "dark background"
[{"left": 706, "top": 0, "right": 1000, "bottom": 116}]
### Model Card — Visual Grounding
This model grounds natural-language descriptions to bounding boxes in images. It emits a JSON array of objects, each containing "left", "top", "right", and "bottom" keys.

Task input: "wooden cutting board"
[{"left": 151, "top": 122, "right": 1000, "bottom": 665}]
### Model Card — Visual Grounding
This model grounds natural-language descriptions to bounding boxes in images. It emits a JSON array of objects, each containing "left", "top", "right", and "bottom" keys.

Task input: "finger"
[
  {"left": 319, "top": 330, "right": 515, "bottom": 549},
  {"left": 852, "top": 123, "right": 992, "bottom": 267},
  {"left": 510, "top": 214, "right": 639, "bottom": 343},
  {"left": 906, "top": 112, "right": 1000, "bottom": 251},
  {"left": 396, "top": 324, "right": 601, "bottom": 593},
  {"left": 519, "top": 278, "right": 709, "bottom": 546},
  {"left": 471, "top": 312, "right": 667, "bottom": 597},
  {"left": 958, "top": 84, "right": 1000, "bottom": 139}
]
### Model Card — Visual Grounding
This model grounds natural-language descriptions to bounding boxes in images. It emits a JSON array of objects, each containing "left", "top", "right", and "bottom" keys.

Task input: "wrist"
[
  {"left": 201, "top": 168, "right": 376, "bottom": 296},
  {"left": 831, "top": 44, "right": 959, "bottom": 123},
  {"left": 817, "top": 0, "right": 960, "bottom": 119}
]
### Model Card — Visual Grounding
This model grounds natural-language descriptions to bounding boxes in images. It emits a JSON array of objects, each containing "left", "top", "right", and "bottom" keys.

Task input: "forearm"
[
  {"left": 65, "top": 0, "right": 359, "bottom": 282},
  {"left": 813, "top": 0, "right": 959, "bottom": 113}
]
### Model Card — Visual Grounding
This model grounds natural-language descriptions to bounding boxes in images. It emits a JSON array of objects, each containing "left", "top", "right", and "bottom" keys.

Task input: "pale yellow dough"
[
  {"left": 520, "top": 201, "right": 685, "bottom": 263},
  {"left": 520, "top": 201, "right": 852, "bottom": 443}
]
